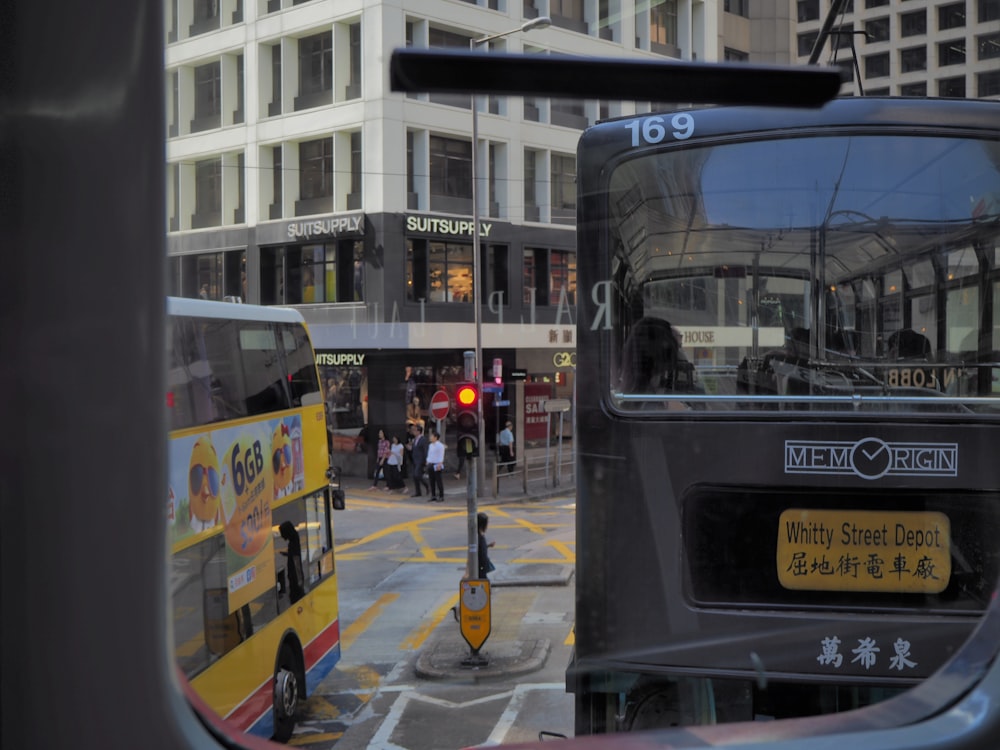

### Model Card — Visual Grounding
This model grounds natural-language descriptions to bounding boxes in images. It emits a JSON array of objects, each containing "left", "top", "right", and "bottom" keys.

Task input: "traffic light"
[{"left": 455, "top": 382, "right": 479, "bottom": 458}]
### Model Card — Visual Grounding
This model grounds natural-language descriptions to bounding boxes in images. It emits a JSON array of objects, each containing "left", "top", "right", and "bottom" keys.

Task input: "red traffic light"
[
  {"left": 455, "top": 383, "right": 480, "bottom": 458},
  {"left": 456, "top": 384, "right": 478, "bottom": 408}
]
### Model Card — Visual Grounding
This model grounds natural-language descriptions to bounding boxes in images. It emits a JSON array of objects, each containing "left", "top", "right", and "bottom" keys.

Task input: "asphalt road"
[{"left": 290, "top": 481, "right": 577, "bottom": 749}]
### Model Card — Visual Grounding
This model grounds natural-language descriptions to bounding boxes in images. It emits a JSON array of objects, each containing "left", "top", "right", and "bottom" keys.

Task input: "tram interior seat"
[
  {"left": 888, "top": 328, "right": 932, "bottom": 361},
  {"left": 786, "top": 327, "right": 811, "bottom": 361},
  {"left": 828, "top": 329, "right": 859, "bottom": 358},
  {"left": 737, "top": 328, "right": 810, "bottom": 396},
  {"left": 619, "top": 316, "right": 694, "bottom": 393}
]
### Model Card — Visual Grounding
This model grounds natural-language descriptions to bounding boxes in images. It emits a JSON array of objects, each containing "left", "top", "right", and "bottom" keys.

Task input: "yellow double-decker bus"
[{"left": 165, "top": 297, "right": 341, "bottom": 742}]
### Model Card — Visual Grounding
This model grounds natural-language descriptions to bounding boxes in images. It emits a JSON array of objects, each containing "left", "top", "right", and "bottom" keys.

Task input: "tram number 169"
[{"left": 625, "top": 114, "right": 695, "bottom": 147}]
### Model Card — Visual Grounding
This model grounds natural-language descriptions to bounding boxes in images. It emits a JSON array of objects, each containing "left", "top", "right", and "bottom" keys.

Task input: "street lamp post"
[{"left": 469, "top": 16, "right": 550, "bottom": 499}]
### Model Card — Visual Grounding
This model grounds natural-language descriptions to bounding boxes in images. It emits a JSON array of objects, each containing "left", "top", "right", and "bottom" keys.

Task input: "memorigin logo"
[{"left": 784, "top": 438, "right": 958, "bottom": 480}]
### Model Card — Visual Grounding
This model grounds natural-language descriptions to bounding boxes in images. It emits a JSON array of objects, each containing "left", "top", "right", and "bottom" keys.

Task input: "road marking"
[
  {"left": 300, "top": 694, "right": 342, "bottom": 720},
  {"left": 485, "top": 684, "right": 568, "bottom": 745},
  {"left": 288, "top": 730, "right": 343, "bottom": 746},
  {"left": 336, "top": 511, "right": 467, "bottom": 550},
  {"left": 509, "top": 540, "right": 575, "bottom": 565},
  {"left": 491, "top": 507, "right": 550, "bottom": 536},
  {"left": 336, "top": 511, "right": 467, "bottom": 562},
  {"left": 399, "top": 592, "right": 459, "bottom": 652},
  {"left": 335, "top": 505, "right": 575, "bottom": 567},
  {"left": 368, "top": 689, "right": 516, "bottom": 750},
  {"left": 345, "top": 499, "right": 408, "bottom": 509},
  {"left": 522, "top": 612, "right": 568, "bottom": 624},
  {"left": 341, "top": 592, "right": 399, "bottom": 651}
]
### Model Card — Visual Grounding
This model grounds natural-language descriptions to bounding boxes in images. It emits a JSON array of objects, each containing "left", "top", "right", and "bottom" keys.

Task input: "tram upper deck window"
[{"left": 608, "top": 132, "right": 1000, "bottom": 414}]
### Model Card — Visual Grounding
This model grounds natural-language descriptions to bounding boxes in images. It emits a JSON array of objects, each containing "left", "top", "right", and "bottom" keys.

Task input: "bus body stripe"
[
  {"left": 222, "top": 617, "right": 341, "bottom": 736},
  {"left": 225, "top": 678, "right": 274, "bottom": 735},
  {"left": 304, "top": 619, "right": 342, "bottom": 693}
]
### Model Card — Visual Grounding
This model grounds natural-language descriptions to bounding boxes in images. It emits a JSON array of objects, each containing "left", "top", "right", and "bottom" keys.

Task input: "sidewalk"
[
  {"left": 336, "top": 445, "right": 575, "bottom": 506},
  {"left": 337, "top": 461, "right": 575, "bottom": 682}
]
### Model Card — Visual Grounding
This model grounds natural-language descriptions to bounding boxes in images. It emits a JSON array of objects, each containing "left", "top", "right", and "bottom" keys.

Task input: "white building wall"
[{"left": 171, "top": 0, "right": 984, "bottom": 242}]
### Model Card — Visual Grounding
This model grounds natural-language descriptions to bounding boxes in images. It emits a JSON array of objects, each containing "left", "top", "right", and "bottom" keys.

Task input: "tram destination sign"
[{"left": 776, "top": 509, "right": 951, "bottom": 594}]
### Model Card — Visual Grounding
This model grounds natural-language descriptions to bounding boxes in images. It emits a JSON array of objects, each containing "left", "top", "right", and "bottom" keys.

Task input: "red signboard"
[
  {"left": 430, "top": 389, "right": 450, "bottom": 420},
  {"left": 524, "top": 383, "right": 553, "bottom": 441}
]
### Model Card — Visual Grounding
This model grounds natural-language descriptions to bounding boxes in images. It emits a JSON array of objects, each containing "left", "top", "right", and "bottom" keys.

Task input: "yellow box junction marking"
[
  {"left": 400, "top": 592, "right": 460, "bottom": 652},
  {"left": 341, "top": 592, "right": 399, "bottom": 651}
]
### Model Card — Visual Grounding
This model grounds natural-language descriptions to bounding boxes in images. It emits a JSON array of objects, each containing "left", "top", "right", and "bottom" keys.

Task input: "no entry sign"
[{"left": 430, "top": 389, "right": 450, "bottom": 420}]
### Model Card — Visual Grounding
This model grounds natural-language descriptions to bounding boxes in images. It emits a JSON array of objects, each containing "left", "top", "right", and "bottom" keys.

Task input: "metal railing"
[{"left": 493, "top": 445, "right": 576, "bottom": 496}]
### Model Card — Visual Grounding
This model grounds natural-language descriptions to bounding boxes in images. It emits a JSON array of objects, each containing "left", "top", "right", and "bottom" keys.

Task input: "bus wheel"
[{"left": 272, "top": 644, "right": 300, "bottom": 742}]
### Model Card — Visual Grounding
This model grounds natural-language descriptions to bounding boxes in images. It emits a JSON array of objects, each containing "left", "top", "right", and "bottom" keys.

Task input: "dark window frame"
[
  {"left": 938, "top": 38, "right": 967, "bottom": 65},
  {"left": 864, "top": 51, "right": 891, "bottom": 78},
  {"left": 295, "top": 32, "right": 333, "bottom": 110},
  {"left": 900, "top": 9, "right": 927, "bottom": 36},
  {"left": 299, "top": 137, "right": 333, "bottom": 201},
  {"left": 900, "top": 45, "right": 928, "bottom": 72},
  {"left": 798, "top": 0, "right": 820, "bottom": 22},
  {"left": 551, "top": 152, "right": 577, "bottom": 224},
  {"left": 865, "top": 16, "right": 891, "bottom": 43},
  {"left": 193, "top": 157, "right": 222, "bottom": 228},
  {"left": 429, "top": 135, "right": 472, "bottom": 201},
  {"left": 979, "top": 31, "right": 1000, "bottom": 59},
  {"left": 938, "top": 1, "right": 967, "bottom": 29},
  {"left": 192, "top": 61, "right": 222, "bottom": 132}
]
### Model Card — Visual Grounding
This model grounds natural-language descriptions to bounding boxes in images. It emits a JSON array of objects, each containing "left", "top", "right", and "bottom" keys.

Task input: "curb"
[{"left": 414, "top": 637, "right": 552, "bottom": 681}]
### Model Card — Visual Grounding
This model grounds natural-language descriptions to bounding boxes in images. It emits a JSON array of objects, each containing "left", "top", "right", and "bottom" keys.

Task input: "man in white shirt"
[
  {"left": 498, "top": 421, "right": 515, "bottom": 473},
  {"left": 425, "top": 430, "right": 446, "bottom": 502}
]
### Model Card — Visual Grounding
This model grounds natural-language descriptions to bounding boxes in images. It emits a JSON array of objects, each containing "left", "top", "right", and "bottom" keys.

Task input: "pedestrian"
[
  {"left": 386, "top": 434, "right": 406, "bottom": 493},
  {"left": 453, "top": 450, "right": 465, "bottom": 481},
  {"left": 370, "top": 429, "right": 390, "bottom": 490},
  {"left": 498, "top": 420, "right": 515, "bottom": 473},
  {"left": 403, "top": 423, "right": 416, "bottom": 477},
  {"left": 425, "top": 429, "right": 445, "bottom": 502},
  {"left": 410, "top": 424, "right": 429, "bottom": 498},
  {"left": 477, "top": 512, "right": 496, "bottom": 579},
  {"left": 279, "top": 520, "right": 305, "bottom": 603}
]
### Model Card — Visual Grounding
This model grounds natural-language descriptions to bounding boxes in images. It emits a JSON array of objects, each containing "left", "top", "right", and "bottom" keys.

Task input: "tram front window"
[{"left": 607, "top": 132, "right": 1000, "bottom": 412}]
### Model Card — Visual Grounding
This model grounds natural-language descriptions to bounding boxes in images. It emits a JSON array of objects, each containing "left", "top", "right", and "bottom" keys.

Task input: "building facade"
[
  {"left": 163, "top": 0, "right": 996, "bottom": 472},
  {"left": 794, "top": 0, "right": 1000, "bottom": 97}
]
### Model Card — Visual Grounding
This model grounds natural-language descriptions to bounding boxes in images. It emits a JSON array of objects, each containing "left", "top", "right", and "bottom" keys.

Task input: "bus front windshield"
[{"left": 608, "top": 132, "right": 1000, "bottom": 413}]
